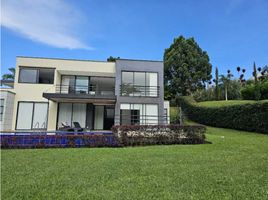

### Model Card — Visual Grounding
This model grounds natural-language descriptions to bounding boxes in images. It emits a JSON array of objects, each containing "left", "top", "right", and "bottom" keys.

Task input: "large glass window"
[
  {"left": 121, "top": 71, "right": 158, "bottom": 97},
  {"left": 60, "top": 75, "right": 115, "bottom": 95},
  {"left": 19, "top": 67, "right": 54, "bottom": 84},
  {"left": 146, "top": 73, "right": 158, "bottom": 96},
  {"left": 38, "top": 69, "right": 55, "bottom": 84},
  {"left": 58, "top": 103, "right": 72, "bottom": 127},
  {"left": 75, "top": 76, "right": 89, "bottom": 94},
  {"left": 57, "top": 103, "right": 87, "bottom": 129},
  {"left": 0, "top": 99, "right": 4, "bottom": 121},
  {"left": 32, "top": 103, "right": 49, "bottom": 129},
  {"left": 120, "top": 103, "right": 158, "bottom": 125},
  {"left": 61, "top": 76, "right": 75, "bottom": 93},
  {"left": 16, "top": 102, "right": 48, "bottom": 130},
  {"left": 19, "top": 69, "right": 37, "bottom": 83},
  {"left": 72, "top": 103, "right": 86, "bottom": 128}
]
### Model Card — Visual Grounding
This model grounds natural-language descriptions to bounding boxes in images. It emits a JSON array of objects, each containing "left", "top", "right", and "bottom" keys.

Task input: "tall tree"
[
  {"left": 215, "top": 67, "right": 220, "bottom": 100},
  {"left": 164, "top": 36, "right": 212, "bottom": 98},
  {"left": 253, "top": 62, "right": 258, "bottom": 83},
  {"left": 2, "top": 67, "right": 15, "bottom": 80}
]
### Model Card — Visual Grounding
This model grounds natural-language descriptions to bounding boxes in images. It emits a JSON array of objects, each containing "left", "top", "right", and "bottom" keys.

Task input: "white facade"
[{"left": 0, "top": 90, "right": 15, "bottom": 131}]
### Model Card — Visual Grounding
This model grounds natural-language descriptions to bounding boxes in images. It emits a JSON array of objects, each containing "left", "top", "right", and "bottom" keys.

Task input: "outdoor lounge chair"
[
  {"left": 73, "top": 122, "right": 84, "bottom": 132},
  {"left": 58, "top": 122, "right": 75, "bottom": 132}
]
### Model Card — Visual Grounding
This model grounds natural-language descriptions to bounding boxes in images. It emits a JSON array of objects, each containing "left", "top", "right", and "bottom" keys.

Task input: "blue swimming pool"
[{"left": 0, "top": 131, "right": 118, "bottom": 148}]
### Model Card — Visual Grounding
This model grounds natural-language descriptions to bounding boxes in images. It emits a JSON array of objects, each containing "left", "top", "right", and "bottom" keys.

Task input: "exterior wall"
[
  {"left": 0, "top": 90, "right": 15, "bottom": 131},
  {"left": 12, "top": 57, "right": 116, "bottom": 131},
  {"left": 114, "top": 59, "right": 164, "bottom": 125}
]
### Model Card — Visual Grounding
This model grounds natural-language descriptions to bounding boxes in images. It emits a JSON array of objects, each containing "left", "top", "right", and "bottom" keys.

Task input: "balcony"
[
  {"left": 43, "top": 84, "right": 116, "bottom": 103},
  {"left": 120, "top": 84, "right": 159, "bottom": 97}
]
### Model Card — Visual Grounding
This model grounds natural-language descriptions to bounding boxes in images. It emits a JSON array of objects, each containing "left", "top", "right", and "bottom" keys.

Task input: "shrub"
[
  {"left": 192, "top": 88, "right": 216, "bottom": 102},
  {"left": 177, "top": 96, "right": 268, "bottom": 133},
  {"left": 111, "top": 125, "right": 206, "bottom": 146},
  {"left": 241, "top": 84, "right": 255, "bottom": 100},
  {"left": 170, "top": 107, "right": 180, "bottom": 124},
  {"left": 260, "top": 81, "right": 268, "bottom": 99},
  {"left": 241, "top": 80, "right": 268, "bottom": 100},
  {"left": 193, "top": 80, "right": 242, "bottom": 102}
]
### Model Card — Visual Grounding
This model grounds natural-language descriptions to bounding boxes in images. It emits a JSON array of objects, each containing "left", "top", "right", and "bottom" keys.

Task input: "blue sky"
[{"left": 1, "top": 0, "right": 268, "bottom": 79}]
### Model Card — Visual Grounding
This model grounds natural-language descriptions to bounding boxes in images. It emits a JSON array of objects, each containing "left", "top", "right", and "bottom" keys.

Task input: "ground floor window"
[
  {"left": 120, "top": 103, "right": 158, "bottom": 125},
  {"left": 16, "top": 102, "right": 48, "bottom": 130}
]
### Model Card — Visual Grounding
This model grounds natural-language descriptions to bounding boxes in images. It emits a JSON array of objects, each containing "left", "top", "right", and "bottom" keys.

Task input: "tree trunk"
[{"left": 225, "top": 86, "right": 228, "bottom": 101}]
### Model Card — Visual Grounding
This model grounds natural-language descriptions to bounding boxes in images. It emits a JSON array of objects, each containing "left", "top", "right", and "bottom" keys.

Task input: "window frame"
[
  {"left": 121, "top": 71, "right": 159, "bottom": 97},
  {"left": 120, "top": 103, "right": 159, "bottom": 125},
  {"left": 18, "top": 66, "right": 55, "bottom": 84},
  {"left": 15, "top": 101, "right": 49, "bottom": 130}
]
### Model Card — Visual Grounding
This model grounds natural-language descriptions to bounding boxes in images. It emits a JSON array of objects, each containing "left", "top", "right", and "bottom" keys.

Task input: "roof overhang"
[{"left": 43, "top": 93, "right": 116, "bottom": 104}]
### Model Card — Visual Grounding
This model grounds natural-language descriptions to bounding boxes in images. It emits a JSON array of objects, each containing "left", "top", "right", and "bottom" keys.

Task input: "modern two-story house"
[{"left": 0, "top": 56, "right": 169, "bottom": 132}]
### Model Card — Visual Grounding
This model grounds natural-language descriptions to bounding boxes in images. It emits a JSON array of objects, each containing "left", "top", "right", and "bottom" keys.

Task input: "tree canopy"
[
  {"left": 2, "top": 67, "right": 15, "bottom": 80},
  {"left": 107, "top": 56, "right": 120, "bottom": 62},
  {"left": 164, "top": 36, "right": 212, "bottom": 99}
]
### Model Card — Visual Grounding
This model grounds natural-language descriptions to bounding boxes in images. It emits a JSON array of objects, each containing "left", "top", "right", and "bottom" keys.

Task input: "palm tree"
[
  {"left": 219, "top": 73, "right": 233, "bottom": 101},
  {"left": 215, "top": 67, "right": 220, "bottom": 100},
  {"left": 2, "top": 67, "right": 15, "bottom": 80}
]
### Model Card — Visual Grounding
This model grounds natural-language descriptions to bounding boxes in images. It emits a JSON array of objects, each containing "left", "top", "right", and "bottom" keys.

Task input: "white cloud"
[{"left": 1, "top": 0, "right": 91, "bottom": 49}]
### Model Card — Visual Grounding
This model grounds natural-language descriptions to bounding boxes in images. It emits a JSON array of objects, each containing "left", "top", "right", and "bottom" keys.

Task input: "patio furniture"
[
  {"left": 59, "top": 122, "right": 75, "bottom": 132},
  {"left": 73, "top": 122, "right": 84, "bottom": 132}
]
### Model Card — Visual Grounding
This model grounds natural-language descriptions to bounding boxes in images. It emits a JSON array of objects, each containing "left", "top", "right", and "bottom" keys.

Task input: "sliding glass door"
[
  {"left": 16, "top": 102, "right": 48, "bottom": 130},
  {"left": 75, "top": 76, "right": 89, "bottom": 94},
  {"left": 94, "top": 106, "right": 104, "bottom": 130},
  {"left": 57, "top": 103, "right": 86, "bottom": 128},
  {"left": 57, "top": 103, "right": 115, "bottom": 130}
]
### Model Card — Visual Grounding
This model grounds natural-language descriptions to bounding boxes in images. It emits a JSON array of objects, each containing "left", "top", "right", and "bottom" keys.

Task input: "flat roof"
[
  {"left": 116, "top": 58, "right": 163, "bottom": 63},
  {"left": 16, "top": 56, "right": 109, "bottom": 63},
  {"left": 16, "top": 56, "right": 163, "bottom": 63}
]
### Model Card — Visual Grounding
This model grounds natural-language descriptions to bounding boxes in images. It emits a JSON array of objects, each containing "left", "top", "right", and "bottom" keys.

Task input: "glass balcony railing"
[
  {"left": 120, "top": 84, "right": 159, "bottom": 97},
  {"left": 55, "top": 84, "right": 115, "bottom": 96}
]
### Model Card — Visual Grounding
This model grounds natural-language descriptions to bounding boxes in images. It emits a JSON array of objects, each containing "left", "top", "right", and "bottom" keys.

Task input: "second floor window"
[
  {"left": 121, "top": 71, "right": 158, "bottom": 97},
  {"left": 19, "top": 67, "right": 54, "bottom": 84},
  {"left": 60, "top": 75, "right": 115, "bottom": 95}
]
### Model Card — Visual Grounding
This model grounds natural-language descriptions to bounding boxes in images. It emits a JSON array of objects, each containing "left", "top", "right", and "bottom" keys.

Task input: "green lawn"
[
  {"left": 196, "top": 100, "right": 268, "bottom": 107},
  {"left": 1, "top": 127, "right": 268, "bottom": 200}
]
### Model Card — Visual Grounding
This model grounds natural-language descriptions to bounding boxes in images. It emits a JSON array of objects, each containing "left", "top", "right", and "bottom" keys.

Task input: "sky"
[{"left": 1, "top": 0, "right": 268, "bottom": 79}]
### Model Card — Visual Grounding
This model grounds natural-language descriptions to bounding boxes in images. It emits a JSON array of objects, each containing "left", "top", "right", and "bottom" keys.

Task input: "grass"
[
  {"left": 1, "top": 127, "right": 268, "bottom": 200},
  {"left": 196, "top": 99, "right": 268, "bottom": 107}
]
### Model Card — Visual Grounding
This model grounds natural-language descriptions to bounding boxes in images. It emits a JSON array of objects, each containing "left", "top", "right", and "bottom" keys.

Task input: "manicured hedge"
[
  {"left": 178, "top": 96, "right": 268, "bottom": 133},
  {"left": 111, "top": 125, "right": 206, "bottom": 146}
]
